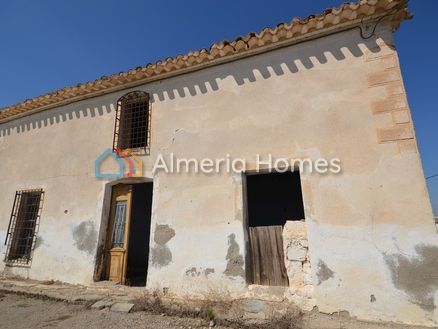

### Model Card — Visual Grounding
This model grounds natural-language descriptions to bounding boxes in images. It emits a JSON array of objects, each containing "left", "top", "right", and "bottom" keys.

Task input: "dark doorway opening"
[
  {"left": 125, "top": 183, "right": 153, "bottom": 286},
  {"left": 245, "top": 171, "right": 305, "bottom": 286},
  {"left": 246, "top": 171, "right": 305, "bottom": 227}
]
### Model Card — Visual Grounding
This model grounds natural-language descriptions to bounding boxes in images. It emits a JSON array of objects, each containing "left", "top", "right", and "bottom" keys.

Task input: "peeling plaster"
[
  {"left": 151, "top": 245, "right": 172, "bottom": 267},
  {"left": 154, "top": 224, "right": 175, "bottom": 245},
  {"left": 72, "top": 221, "right": 97, "bottom": 256},
  {"left": 151, "top": 224, "right": 175, "bottom": 268},
  {"left": 385, "top": 245, "right": 438, "bottom": 311},
  {"left": 224, "top": 233, "right": 244, "bottom": 278},
  {"left": 316, "top": 260, "right": 334, "bottom": 285},
  {"left": 204, "top": 268, "right": 215, "bottom": 276},
  {"left": 185, "top": 267, "right": 215, "bottom": 277},
  {"left": 186, "top": 267, "right": 201, "bottom": 277}
]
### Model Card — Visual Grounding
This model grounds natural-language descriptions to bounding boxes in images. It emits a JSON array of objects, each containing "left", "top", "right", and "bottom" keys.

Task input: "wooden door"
[
  {"left": 107, "top": 185, "right": 132, "bottom": 284},
  {"left": 249, "top": 225, "right": 289, "bottom": 286}
]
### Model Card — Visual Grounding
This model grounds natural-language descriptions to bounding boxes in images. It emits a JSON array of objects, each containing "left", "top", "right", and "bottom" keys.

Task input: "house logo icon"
[{"left": 95, "top": 148, "right": 142, "bottom": 179}]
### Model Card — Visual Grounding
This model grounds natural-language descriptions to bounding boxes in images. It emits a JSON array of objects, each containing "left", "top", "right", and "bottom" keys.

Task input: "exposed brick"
[
  {"left": 368, "top": 68, "right": 400, "bottom": 87},
  {"left": 377, "top": 124, "right": 414, "bottom": 143},
  {"left": 398, "top": 139, "right": 417, "bottom": 153},
  {"left": 379, "top": 54, "right": 398, "bottom": 70},
  {"left": 392, "top": 110, "right": 410, "bottom": 124},
  {"left": 372, "top": 94, "right": 407, "bottom": 114},
  {"left": 385, "top": 81, "right": 405, "bottom": 96}
]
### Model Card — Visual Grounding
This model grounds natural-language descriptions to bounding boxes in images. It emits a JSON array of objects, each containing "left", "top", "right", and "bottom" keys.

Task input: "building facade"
[{"left": 1, "top": 0, "right": 437, "bottom": 326}]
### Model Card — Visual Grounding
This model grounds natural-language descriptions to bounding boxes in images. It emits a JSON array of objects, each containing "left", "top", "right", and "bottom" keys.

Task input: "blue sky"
[{"left": 1, "top": 1, "right": 437, "bottom": 214}]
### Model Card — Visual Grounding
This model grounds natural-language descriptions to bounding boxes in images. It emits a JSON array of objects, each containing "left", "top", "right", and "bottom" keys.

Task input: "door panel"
[
  {"left": 249, "top": 225, "right": 289, "bottom": 286},
  {"left": 108, "top": 249, "right": 124, "bottom": 281},
  {"left": 107, "top": 185, "right": 132, "bottom": 284}
]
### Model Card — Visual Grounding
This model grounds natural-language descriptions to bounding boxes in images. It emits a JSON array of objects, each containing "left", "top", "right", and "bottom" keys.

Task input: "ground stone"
[
  {"left": 110, "top": 302, "right": 134, "bottom": 313},
  {"left": 240, "top": 299, "right": 264, "bottom": 313},
  {"left": 69, "top": 294, "right": 106, "bottom": 302},
  {"left": 91, "top": 299, "right": 115, "bottom": 310}
]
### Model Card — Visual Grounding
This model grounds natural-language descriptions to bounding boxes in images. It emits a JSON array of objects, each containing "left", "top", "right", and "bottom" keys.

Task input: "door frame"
[
  {"left": 93, "top": 177, "right": 154, "bottom": 283},
  {"left": 241, "top": 172, "right": 252, "bottom": 284},
  {"left": 242, "top": 169, "right": 292, "bottom": 286}
]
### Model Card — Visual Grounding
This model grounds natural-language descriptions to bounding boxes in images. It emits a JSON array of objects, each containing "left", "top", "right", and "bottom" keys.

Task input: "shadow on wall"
[
  {"left": 0, "top": 97, "right": 115, "bottom": 137},
  {"left": 0, "top": 28, "right": 389, "bottom": 137}
]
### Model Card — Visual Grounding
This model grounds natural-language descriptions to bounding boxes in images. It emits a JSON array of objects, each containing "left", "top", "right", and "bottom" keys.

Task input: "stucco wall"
[{"left": 0, "top": 23, "right": 436, "bottom": 325}]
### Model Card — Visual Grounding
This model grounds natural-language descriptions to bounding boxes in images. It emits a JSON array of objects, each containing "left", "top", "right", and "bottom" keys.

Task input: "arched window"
[{"left": 113, "top": 91, "right": 150, "bottom": 152}]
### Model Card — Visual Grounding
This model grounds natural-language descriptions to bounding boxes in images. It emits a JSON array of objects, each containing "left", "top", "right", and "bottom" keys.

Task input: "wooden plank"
[
  {"left": 268, "top": 226, "right": 281, "bottom": 285},
  {"left": 249, "top": 227, "right": 261, "bottom": 285},
  {"left": 274, "top": 226, "right": 289, "bottom": 286},
  {"left": 248, "top": 225, "right": 289, "bottom": 287},
  {"left": 262, "top": 227, "right": 273, "bottom": 285},
  {"left": 258, "top": 227, "right": 268, "bottom": 285}
]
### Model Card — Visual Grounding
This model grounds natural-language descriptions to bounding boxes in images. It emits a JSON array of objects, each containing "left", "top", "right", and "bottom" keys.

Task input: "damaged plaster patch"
[
  {"left": 72, "top": 221, "right": 97, "bottom": 256},
  {"left": 204, "top": 268, "right": 215, "bottom": 276},
  {"left": 151, "top": 224, "right": 175, "bottom": 268},
  {"left": 185, "top": 267, "right": 215, "bottom": 277},
  {"left": 385, "top": 245, "right": 438, "bottom": 311},
  {"left": 151, "top": 246, "right": 172, "bottom": 267},
  {"left": 186, "top": 267, "right": 201, "bottom": 277},
  {"left": 154, "top": 224, "right": 175, "bottom": 245},
  {"left": 224, "top": 233, "right": 244, "bottom": 278},
  {"left": 316, "top": 260, "right": 334, "bottom": 285}
]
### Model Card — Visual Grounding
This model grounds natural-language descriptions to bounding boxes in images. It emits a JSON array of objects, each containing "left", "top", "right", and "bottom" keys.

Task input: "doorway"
[
  {"left": 245, "top": 171, "right": 305, "bottom": 286},
  {"left": 105, "top": 182, "right": 153, "bottom": 286}
]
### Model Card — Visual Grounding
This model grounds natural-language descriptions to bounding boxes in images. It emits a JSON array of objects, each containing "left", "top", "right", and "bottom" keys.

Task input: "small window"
[
  {"left": 4, "top": 189, "right": 44, "bottom": 265},
  {"left": 113, "top": 91, "right": 151, "bottom": 152}
]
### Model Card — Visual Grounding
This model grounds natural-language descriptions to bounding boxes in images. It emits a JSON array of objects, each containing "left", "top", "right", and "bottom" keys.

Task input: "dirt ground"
[
  {"left": 0, "top": 293, "right": 226, "bottom": 329},
  {"left": 0, "top": 292, "right": 432, "bottom": 329}
]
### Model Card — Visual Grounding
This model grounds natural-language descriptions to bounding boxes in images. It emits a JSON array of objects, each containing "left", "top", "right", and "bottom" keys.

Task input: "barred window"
[
  {"left": 113, "top": 91, "right": 151, "bottom": 152},
  {"left": 4, "top": 189, "right": 44, "bottom": 265}
]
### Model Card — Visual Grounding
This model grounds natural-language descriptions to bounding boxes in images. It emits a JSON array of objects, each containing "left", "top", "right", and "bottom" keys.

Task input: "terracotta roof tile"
[{"left": 0, "top": 0, "right": 411, "bottom": 123}]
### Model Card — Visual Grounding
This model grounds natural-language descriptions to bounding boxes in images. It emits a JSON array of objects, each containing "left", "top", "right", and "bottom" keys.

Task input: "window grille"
[
  {"left": 4, "top": 189, "right": 44, "bottom": 265},
  {"left": 113, "top": 91, "right": 151, "bottom": 152},
  {"left": 112, "top": 201, "right": 127, "bottom": 247}
]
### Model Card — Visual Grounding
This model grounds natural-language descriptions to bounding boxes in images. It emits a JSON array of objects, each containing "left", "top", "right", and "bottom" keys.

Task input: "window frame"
[
  {"left": 4, "top": 189, "right": 44, "bottom": 266},
  {"left": 112, "top": 91, "right": 151, "bottom": 155}
]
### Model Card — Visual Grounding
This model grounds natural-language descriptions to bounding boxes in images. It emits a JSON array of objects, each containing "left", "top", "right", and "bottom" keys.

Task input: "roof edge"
[{"left": 0, "top": 0, "right": 411, "bottom": 124}]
